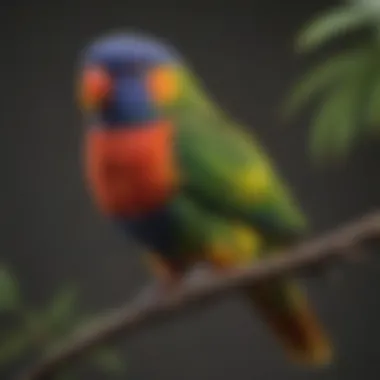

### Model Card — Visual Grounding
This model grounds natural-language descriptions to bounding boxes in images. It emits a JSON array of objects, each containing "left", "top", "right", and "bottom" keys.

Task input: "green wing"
[{"left": 170, "top": 68, "right": 308, "bottom": 243}]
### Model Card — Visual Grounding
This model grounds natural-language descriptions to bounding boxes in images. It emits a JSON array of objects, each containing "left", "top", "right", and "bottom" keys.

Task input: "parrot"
[{"left": 76, "top": 31, "right": 333, "bottom": 366}]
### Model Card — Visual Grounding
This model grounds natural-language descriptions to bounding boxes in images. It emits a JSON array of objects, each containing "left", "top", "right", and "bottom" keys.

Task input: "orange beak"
[{"left": 78, "top": 66, "right": 111, "bottom": 110}]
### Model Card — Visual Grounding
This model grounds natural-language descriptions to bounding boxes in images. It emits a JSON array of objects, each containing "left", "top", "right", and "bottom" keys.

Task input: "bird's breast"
[{"left": 84, "top": 120, "right": 178, "bottom": 216}]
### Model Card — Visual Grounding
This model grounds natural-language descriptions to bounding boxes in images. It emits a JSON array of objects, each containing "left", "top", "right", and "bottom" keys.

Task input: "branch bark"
[{"left": 18, "top": 211, "right": 380, "bottom": 380}]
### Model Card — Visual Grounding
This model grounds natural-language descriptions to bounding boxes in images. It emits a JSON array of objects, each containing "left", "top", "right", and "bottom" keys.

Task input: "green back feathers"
[{"left": 167, "top": 66, "right": 308, "bottom": 243}]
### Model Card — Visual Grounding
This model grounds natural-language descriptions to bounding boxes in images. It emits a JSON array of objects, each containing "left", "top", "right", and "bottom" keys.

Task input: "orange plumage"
[{"left": 84, "top": 121, "right": 178, "bottom": 216}]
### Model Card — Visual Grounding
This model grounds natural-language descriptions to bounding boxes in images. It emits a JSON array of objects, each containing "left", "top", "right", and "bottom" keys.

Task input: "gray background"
[{"left": 2, "top": 0, "right": 380, "bottom": 379}]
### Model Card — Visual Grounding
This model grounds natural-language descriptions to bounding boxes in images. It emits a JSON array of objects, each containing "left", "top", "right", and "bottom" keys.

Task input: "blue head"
[{"left": 77, "top": 32, "right": 182, "bottom": 128}]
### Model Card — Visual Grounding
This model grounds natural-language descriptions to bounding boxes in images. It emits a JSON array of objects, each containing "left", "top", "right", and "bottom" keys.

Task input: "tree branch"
[{"left": 18, "top": 211, "right": 380, "bottom": 380}]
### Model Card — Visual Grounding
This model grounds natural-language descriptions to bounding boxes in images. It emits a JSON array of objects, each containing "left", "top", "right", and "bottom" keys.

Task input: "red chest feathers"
[{"left": 84, "top": 121, "right": 178, "bottom": 216}]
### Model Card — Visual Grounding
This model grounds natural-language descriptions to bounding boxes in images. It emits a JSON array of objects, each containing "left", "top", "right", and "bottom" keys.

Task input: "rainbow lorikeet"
[{"left": 76, "top": 32, "right": 333, "bottom": 366}]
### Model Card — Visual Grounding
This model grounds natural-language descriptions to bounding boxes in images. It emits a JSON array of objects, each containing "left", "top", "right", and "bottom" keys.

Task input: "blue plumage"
[
  {"left": 81, "top": 31, "right": 179, "bottom": 127},
  {"left": 82, "top": 32, "right": 180, "bottom": 70},
  {"left": 101, "top": 76, "right": 158, "bottom": 125}
]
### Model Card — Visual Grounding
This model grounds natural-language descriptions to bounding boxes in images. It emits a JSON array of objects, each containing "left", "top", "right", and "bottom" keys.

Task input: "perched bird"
[{"left": 76, "top": 31, "right": 333, "bottom": 366}]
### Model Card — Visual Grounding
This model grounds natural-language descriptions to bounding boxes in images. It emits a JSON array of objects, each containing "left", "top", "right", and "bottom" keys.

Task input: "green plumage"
[
  {"left": 152, "top": 66, "right": 333, "bottom": 365},
  {"left": 166, "top": 67, "right": 307, "bottom": 254}
]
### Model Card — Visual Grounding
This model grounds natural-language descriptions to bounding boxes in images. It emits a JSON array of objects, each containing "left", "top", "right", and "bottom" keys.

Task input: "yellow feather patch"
[
  {"left": 146, "top": 65, "right": 179, "bottom": 106},
  {"left": 236, "top": 164, "right": 270, "bottom": 202},
  {"left": 233, "top": 224, "right": 263, "bottom": 263},
  {"left": 208, "top": 224, "right": 263, "bottom": 268}
]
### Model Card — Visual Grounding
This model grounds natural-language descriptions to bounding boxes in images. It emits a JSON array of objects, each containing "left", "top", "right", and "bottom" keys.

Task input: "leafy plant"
[
  {"left": 0, "top": 263, "right": 126, "bottom": 379},
  {"left": 283, "top": 0, "right": 380, "bottom": 161},
  {"left": 0, "top": 265, "right": 22, "bottom": 312}
]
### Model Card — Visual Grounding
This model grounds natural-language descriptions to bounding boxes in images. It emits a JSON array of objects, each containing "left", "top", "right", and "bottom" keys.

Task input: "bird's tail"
[{"left": 243, "top": 279, "right": 333, "bottom": 367}]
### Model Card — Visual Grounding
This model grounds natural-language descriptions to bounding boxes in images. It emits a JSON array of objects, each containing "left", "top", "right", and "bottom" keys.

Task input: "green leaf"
[
  {"left": 309, "top": 73, "right": 370, "bottom": 161},
  {"left": 0, "top": 327, "right": 33, "bottom": 366},
  {"left": 43, "top": 284, "right": 79, "bottom": 337},
  {"left": 0, "top": 265, "right": 21, "bottom": 312},
  {"left": 365, "top": 68, "right": 380, "bottom": 131},
  {"left": 88, "top": 346, "right": 126, "bottom": 374},
  {"left": 23, "top": 309, "right": 53, "bottom": 348},
  {"left": 348, "top": 0, "right": 380, "bottom": 15},
  {"left": 282, "top": 48, "right": 370, "bottom": 120},
  {"left": 53, "top": 368, "right": 78, "bottom": 380},
  {"left": 296, "top": 6, "right": 374, "bottom": 53},
  {"left": 309, "top": 95, "right": 337, "bottom": 163},
  {"left": 309, "top": 90, "right": 349, "bottom": 160}
]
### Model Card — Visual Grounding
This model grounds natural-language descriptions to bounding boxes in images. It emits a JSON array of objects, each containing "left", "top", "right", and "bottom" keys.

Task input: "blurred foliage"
[
  {"left": 283, "top": 0, "right": 380, "bottom": 162},
  {"left": 0, "top": 263, "right": 126, "bottom": 379}
]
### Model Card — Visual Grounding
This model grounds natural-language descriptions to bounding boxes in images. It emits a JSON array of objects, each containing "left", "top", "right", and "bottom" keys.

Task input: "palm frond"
[
  {"left": 309, "top": 62, "right": 375, "bottom": 161},
  {"left": 0, "top": 265, "right": 22, "bottom": 312},
  {"left": 282, "top": 48, "right": 371, "bottom": 120},
  {"left": 0, "top": 327, "right": 33, "bottom": 366},
  {"left": 54, "top": 369, "right": 78, "bottom": 380},
  {"left": 296, "top": 5, "right": 374, "bottom": 53},
  {"left": 88, "top": 346, "right": 127, "bottom": 375},
  {"left": 365, "top": 63, "right": 380, "bottom": 131},
  {"left": 43, "top": 284, "right": 79, "bottom": 337}
]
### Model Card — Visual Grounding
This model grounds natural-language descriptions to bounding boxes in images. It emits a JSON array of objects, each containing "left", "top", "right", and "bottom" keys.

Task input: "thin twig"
[{"left": 18, "top": 211, "right": 380, "bottom": 380}]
